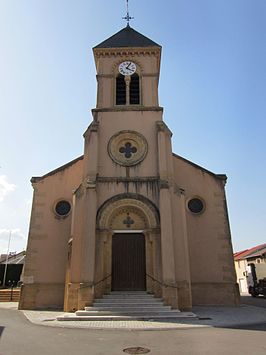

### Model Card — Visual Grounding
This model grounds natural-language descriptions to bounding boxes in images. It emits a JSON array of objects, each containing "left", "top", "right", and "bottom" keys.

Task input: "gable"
[
  {"left": 172, "top": 153, "right": 227, "bottom": 182},
  {"left": 31, "top": 155, "right": 84, "bottom": 183}
]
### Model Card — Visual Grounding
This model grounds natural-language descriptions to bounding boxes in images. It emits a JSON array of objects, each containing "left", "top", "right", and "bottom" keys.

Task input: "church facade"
[{"left": 19, "top": 26, "right": 239, "bottom": 312}]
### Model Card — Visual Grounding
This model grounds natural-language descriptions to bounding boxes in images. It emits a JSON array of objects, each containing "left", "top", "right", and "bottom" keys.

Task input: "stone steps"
[
  {"left": 109, "top": 291, "right": 148, "bottom": 294},
  {"left": 95, "top": 298, "right": 163, "bottom": 303},
  {"left": 102, "top": 294, "right": 158, "bottom": 299},
  {"left": 91, "top": 303, "right": 167, "bottom": 308},
  {"left": 75, "top": 309, "right": 179, "bottom": 316},
  {"left": 57, "top": 291, "right": 197, "bottom": 321}
]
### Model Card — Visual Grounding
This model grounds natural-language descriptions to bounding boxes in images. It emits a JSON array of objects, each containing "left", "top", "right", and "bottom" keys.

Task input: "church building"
[{"left": 19, "top": 25, "right": 239, "bottom": 312}]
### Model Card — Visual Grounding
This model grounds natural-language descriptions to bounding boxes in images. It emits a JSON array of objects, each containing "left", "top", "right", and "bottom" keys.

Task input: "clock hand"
[{"left": 126, "top": 62, "right": 132, "bottom": 70}]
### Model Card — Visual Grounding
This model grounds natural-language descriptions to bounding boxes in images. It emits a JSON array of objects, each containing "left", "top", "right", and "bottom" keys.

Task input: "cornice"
[
  {"left": 96, "top": 73, "right": 159, "bottom": 79},
  {"left": 83, "top": 121, "right": 99, "bottom": 138},
  {"left": 93, "top": 46, "right": 161, "bottom": 58},
  {"left": 92, "top": 106, "right": 163, "bottom": 113},
  {"left": 97, "top": 176, "right": 159, "bottom": 184},
  {"left": 156, "top": 121, "right": 173, "bottom": 136}
]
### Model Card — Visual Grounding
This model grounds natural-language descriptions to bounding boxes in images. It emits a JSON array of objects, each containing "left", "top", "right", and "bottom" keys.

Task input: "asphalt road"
[
  {"left": 241, "top": 294, "right": 266, "bottom": 308},
  {"left": 0, "top": 307, "right": 266, "bottom": 355}
]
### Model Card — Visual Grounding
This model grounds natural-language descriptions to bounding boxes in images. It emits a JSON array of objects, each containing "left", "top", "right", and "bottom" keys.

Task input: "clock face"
[{"left": 119, "top": 61, "right": 137, "bottom": 76}]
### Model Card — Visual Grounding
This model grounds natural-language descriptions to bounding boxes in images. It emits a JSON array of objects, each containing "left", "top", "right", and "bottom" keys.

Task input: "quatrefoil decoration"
[
  {"left": 123, "top": 213, "right": 135, "bottom": 228},
  {"left": 108, "top": 130, "right": 148, "bottom": 167},
  {"left": 119, "top": 142, "right": 137, "bottom": 159}
]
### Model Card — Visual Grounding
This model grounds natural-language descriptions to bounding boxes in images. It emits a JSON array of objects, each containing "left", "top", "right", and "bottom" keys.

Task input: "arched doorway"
[{"left": 96, "top": 194, "right": 161, "bottom": 297}]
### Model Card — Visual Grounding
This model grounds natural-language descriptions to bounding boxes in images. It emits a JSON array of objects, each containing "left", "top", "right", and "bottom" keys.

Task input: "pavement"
[{"left": 1, "top": 300, "right": 266, "bottom": 330}]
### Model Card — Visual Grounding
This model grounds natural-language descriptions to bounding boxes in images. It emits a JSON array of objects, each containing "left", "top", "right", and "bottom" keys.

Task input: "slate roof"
[{"left": 94, "top": 26, "right": 161, "bottom": 49}]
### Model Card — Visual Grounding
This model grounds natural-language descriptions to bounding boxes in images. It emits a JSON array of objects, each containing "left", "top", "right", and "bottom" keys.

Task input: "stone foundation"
[
  {"left": 19, "top": 283, "right": 65, "bottom": 310},
  {"left": 191, "top": 282, "right": 240, "bottom": 306}
]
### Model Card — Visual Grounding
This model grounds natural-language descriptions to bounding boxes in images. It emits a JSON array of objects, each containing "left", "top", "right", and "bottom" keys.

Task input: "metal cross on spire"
[{"left": 123, "top": 0, "right": 134, "bottom": 27}]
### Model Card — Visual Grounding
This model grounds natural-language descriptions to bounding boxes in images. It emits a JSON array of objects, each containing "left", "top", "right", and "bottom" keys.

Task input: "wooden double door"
[{"left": 112, "top": 233, "right": 146, "bottom": 291}]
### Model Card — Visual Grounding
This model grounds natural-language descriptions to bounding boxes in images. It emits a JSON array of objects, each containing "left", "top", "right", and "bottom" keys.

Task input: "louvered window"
[
  {"left": 116, "top": 74, "right": 126, "bottom": 105},
  {"left": 130, "top": 73, "right": 140, "bottom": 105}
]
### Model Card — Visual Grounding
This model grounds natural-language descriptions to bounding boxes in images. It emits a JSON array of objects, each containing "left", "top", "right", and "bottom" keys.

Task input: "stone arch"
[
  {"left": 94, "top": 194, "right": 161, "bottom": 298},
  {"left": 113, "top": 59, "right": 143, "bottom": 106},
  {"left": 97, "top": 193, "right": 160, "bottom": 230}
]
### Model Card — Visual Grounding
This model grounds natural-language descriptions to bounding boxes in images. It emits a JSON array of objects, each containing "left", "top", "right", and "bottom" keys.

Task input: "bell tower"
[
  {"left": 87, "top": 25, "right": 165, "bottom": 181},
  {"left": 65, "top": 25, "right": 192, "bottom": 312},
  {"left": 93, "top": 25, "right": 162, "bottom": 109}
]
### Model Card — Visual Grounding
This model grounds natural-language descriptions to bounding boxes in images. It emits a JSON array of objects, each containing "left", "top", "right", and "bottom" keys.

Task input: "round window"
[
  {"left": 188, "top": 198, "right": 205, "bottom": 214},
  {"left": 108, "top": 130, "right": 148, "bottom": 166},
  {"left": 55, "top": 200, "right": 71, "bottom": 216}
]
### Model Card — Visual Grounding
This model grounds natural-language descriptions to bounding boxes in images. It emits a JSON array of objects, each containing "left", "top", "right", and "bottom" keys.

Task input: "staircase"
[
  {"left": 0, "top": 288, "right": 20, "bottom": 302},
  {"left": 57, "top": 291, "right": 196, "bottom": 321}
]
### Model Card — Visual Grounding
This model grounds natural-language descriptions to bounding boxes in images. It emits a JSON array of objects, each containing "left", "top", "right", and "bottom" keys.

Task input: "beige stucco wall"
[
  {"left": 95, "top": 110, "right": 162, "bottom": 180},
  {"left": 234, "top": 259, "right": 248, "bottom": 293},
  {"left": 94, "top": 48, "right": 160, "bottom": 108},
  {"left": 234, "top": 256, "right": 266, "bottom": 294},
  {"left": 172, "top": 155, "right": 239, "bottom": 305},
  {"left": 19, "top": 158, "right": 83, "bottom": 309},
  {"left": 83, "top": 110, "right": 163, "bottom": 212}
]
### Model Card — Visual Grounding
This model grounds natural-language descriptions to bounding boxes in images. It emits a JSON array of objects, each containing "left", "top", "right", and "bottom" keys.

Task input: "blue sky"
[{"left": 0, "top": 0, "right": 265, "bottom": 255}]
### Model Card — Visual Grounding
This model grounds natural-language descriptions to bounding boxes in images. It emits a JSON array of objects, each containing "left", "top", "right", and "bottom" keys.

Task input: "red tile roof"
[
  {"left": 246, "top": 246, "right": 266, "bottom": 259},
  {"left": 234, "top": 243, "right": 266, "bottom": 260}
]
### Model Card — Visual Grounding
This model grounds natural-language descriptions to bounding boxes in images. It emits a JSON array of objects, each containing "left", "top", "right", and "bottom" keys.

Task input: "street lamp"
[{"left": 3, "top": 230, "right": 12, "bottom": 288}]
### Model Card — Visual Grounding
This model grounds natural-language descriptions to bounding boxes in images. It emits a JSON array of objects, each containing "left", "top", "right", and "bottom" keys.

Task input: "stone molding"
[
  {"left": 96, "top": 73, "right": 159, "bottom": 79},
  {"left": 92, "top": 107, "right": 163, "bottom": 113},
  {"left": 108, "top": 130, "right": 148, "bottom": 166},
  {"left": 97, "top": 194, "right": 160, "bottom": 230},
  {"left": 159, "top": 179, "right": 169, "bottom": 189},
  {"left": 83, "top": 121, "right": 99, "bottom": 138},
  {"left": 93, "top": 47, "right": 161, "bottom": 58},
  {"left": 85, "top": 177, "right": 97, "bottom": 189},
  {"left": 156, "top": 121, "right": 173, "bottom": 136},
  {"left": 97, "top": 176, "right": 159, "bottom": 183}
]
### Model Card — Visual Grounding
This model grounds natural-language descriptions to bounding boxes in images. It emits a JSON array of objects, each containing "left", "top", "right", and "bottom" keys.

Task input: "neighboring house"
[
  {"left": 0, "top": 251, "right": 26, "bottom": 287},
  {"left": 234, "top": 243, "right": 266, "bottom": 293}
]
